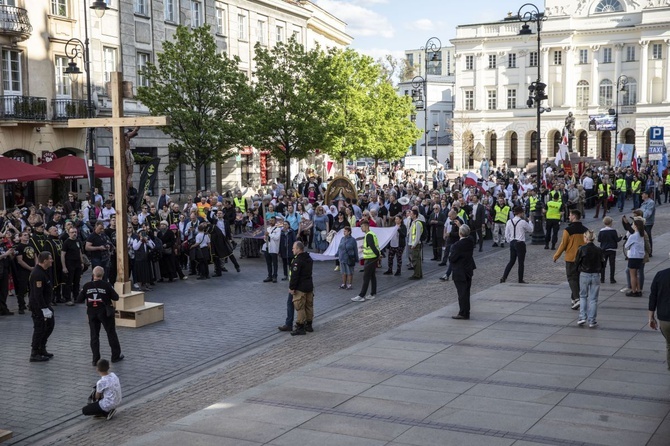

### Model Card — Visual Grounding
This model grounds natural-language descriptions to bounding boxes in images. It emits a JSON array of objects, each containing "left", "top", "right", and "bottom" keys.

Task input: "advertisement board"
[{"left": 588, "top": 114, "right": 616, "bottom": 131}]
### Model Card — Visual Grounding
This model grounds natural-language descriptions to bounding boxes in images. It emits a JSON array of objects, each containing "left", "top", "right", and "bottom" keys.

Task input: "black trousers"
[
  {"left": 502, "top": 240, "right": 526, "bottom": 282},
  {"left": 264, "top": 251, "right": 278, "bottom": 278},
  {"left": 601, "top": 250, "right": 616, "bottom": 281},
  {"left": 432, "top": 233, "right": 443, "bottom": 259},
  {"left": 88, "top": 310, "right": 122, "bottom": 363},
  {"left": 82, "top": 401, "right": 108, "bottom": 417},
  {"left": 566, "top": 261, "right": 580, "bottom": 302},
  {"left": 545, "top": 220, "right": 560, "bottom": 247},
  {"left": 284, "top": 292, "right": 294, "bottom": 327},
  {"left": 63, "top": 261, "right": 83, "bottom": 301},
  {"left": 473, "top": 227, "right": 484, "bottom": 251},
  {"left": 0, "top": 271, "right": 9, "bottom": 312},
  {"left": 453, "top": 271, "right": 472, "bottom": 317},
  {"left": 359, "top": 258, "right": 378, "bottom": 296},
  {"left": 31, "top": 313, "right": 55, "bottom": 354}
]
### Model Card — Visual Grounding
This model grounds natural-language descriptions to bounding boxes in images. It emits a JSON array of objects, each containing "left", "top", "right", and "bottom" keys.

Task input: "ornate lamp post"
[
  {"left": 64, "top": 1, "right": 108, "bottom": 220},
  {"left": 411, "top": 36, "right": 441, "bottom": 173},
  {"left": 519, "top": 3, "right": 548, "bottom": 244},
  {"left": 613, "top": 74, "right": 628, "bottom": 149},
  {"left": 433, "top": 122, "right": 439, "bottom": 161}
]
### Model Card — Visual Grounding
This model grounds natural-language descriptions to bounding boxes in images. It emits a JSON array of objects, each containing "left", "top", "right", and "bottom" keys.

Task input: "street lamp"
[
  {"left": 64, "top": 0, "right": 108, "bottom": 221},
  {"left": 610, "top": 74, "right": 628, "bottom": 149},
  {"left": 518, "top": 3, "right": 548, "bottom": 244},
  {"left": 411, "top": 36, "right": 442, "bottom": 174},
  {"left": 433, "top": 122, "right": 439, "bottom": 161}
]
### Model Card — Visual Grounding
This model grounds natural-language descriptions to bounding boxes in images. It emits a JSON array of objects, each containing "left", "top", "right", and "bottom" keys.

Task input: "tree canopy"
[{"left": 136, "top": 25, "right": 256, "bottom": 187}]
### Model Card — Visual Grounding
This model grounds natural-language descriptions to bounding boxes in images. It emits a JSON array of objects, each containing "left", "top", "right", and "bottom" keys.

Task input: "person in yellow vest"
[
  {"left": 631, "top": 175, "right": 642, "bottom": 209},
  {"left": 594, "top": 176, "right": 611, "bottom": 219},
  {"left": 526, "top": 190, "right": 539, "bottom": 219},
  {"left": 408, "top": 209, "right": 424, "bottom": 280},
  {"left": 664, "top": 172, "right": 670, "bottom": 203},
  {"left": 491, "top": 196, "right": 510, "bottom": 248},
  {"left": 351, "top": 220, "right": 379, "bottom": 302},
  {"left": 615, "top": 174, "right": 627, "bottom": 212},
  {"left": 233, "top": 191, "right": 247, "bottom": 213},
  {"left": 544, "top": 191, "right": 562, "bottom": 250}
]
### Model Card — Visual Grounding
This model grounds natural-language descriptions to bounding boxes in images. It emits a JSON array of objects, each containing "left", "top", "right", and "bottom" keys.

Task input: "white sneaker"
[
  {"left": 620, "top": 287, "right": 631, "bottom": 293},
  {"left": 571, "top": 299, "right": 580, "bottom": 310},
  {"left": 351, "top": 295, "right": 366, "bottom": 302},
  {"left": 334, "top": 266, "right": 340, "bottom": 272},
  {"left": 106, "top": 408, "right": 116, "bottom": 420},
  {"left": 365, "top": 294, "right": 376, "bottom": 300},
  {"left": 577, "top": 319, "right": 586, "bottom": 326}
]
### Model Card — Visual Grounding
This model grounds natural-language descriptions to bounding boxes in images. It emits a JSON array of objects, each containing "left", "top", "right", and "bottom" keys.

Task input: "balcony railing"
[
  {"left": 52, "top": 98, "right": 91, "bottom": 121},
  {"left": 0, "top": 95, "right": 47, "bottom": 120},
  {"left": 0, "top": 5, "right": 32, "bottom": 41}
]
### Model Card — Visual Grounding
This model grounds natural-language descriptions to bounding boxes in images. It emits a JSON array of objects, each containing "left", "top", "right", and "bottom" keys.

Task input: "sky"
[{"left": 314, "top": 0, "right": 535, "bottom": 59}]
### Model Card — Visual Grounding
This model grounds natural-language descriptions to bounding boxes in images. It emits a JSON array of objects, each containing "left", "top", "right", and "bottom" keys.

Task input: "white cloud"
[
  {"left": 315, "top": 0, "right": 394, "bottom": 38},
  {"left": 404, "top": 19, "right": 436, "bottom": 31},
  {"left": 356, "top": 48, "right": 405, "bottom": 61}
]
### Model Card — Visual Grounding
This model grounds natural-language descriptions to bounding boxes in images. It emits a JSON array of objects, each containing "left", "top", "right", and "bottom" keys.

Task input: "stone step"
[{"left": 0, "top": 429, "right": 13, "bottom": 443}]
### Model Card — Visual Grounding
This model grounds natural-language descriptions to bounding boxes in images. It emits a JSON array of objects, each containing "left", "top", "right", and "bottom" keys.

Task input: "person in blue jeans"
[{"left": 575, "top": 230, "right": 604, "bottom": 328}]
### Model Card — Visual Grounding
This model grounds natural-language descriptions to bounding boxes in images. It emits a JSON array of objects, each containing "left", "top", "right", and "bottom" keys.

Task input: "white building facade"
[{"left": 451, "top": 0, "right": 670, "bottom": 171}]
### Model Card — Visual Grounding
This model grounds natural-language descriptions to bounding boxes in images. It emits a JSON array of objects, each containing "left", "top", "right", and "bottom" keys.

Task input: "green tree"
[
  {"left": 136, "top": 25, "right": 256, "bottom": 188},
  {"left": 250, "top": 36, "right": 332, "bottom": 184}
]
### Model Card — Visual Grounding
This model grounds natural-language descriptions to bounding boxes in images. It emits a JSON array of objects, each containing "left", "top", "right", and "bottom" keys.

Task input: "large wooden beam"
[{"left": 67, "top": 116, "right": 169, "bottom": 128}]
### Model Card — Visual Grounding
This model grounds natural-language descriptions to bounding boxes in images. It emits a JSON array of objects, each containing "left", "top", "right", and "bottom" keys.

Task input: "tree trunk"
[
  {"left": 194, "top": 162, "right": 202, "bottom": 192},
  {"left": 285, "top": 148, "right": 291, "bottom": 190}
]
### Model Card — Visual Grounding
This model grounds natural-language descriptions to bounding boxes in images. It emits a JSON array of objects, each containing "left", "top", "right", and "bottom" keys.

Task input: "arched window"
[
  {"left": 529, "top": 131, "right": 538, "bottom": 162},
  {"left": 623, "top": 129, "right": 635, "bottom": 145},
  {"left": 553, "top": 131, "right": 561, "bottom": 156},
  {"left": 510, "top": 132, "right": 518, "bottom": 167},
  {"left": 578, "top": 130, "right": 588, "bottom": 157},
  {"left": 621, "top": 77, "right": 637, "bottom": 106},
  {"left": 599, "top": 79, "right": 613, "bottom": 107},
  {"left": 576, "top": 80, "right": 589, "bottom": 108},
  {"left": 601, "top": 131, "right": 612, "bottom": 164},
  {"left": 594, "top": 0, "right": 623, "bottom": 13}
]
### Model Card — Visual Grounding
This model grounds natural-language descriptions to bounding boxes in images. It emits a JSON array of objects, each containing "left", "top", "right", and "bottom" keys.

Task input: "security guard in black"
[
  {"left": 29, "top": 252, "right": 55, "bottom": 362},
  {"left": 78, "top": 271, "right": 123, "bottom": 364}
]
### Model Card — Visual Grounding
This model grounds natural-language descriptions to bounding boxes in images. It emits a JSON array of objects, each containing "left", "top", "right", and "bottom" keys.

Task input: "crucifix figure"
[
  {"left": 124, "top": 126, "right": 140, "bottom": 188},
  {"left": 68, "top": 72, "right": 168, "bottom": 324}
]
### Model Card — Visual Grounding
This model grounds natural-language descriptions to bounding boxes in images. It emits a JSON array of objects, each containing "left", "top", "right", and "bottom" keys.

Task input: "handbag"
[
  {"left": 320, "top": 229, "right": 327, "bottom": 239},
  {"left": 326, "top": 230, "right": 337, "bottom": 244},
  {"left": 299, "top": 219, "right": 313, "bottom": 233}
]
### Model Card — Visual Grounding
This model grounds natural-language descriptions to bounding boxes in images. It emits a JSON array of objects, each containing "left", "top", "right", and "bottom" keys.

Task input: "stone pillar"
[
  {"left": 590, "top": 45, "right": 600, "bottom": 106},
  {"left": 664, "top": 40, "right": 670, "bottom": 103},
  {"left": 639, "top": 41, "right": 649, "bottom": 105},
  {"left": 562, "top": 46, "right": 574, "bottom": 107}
]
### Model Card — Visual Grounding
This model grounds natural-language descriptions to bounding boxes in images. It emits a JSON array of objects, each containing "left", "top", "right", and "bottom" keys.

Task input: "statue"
[
  {"left": 564, "top": 112, "right": 575, "bottom": 138},
  {"left": 124, "top": 127, "right": 140, "bottom": 188}
]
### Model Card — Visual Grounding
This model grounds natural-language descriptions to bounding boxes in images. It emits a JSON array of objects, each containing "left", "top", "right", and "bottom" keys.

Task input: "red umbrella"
[
  {"left": 39, "top": 155, "right": 114, "bottom": 180},
  {"left": 0, "top": 156, "right": 60, "bottom": 184}
]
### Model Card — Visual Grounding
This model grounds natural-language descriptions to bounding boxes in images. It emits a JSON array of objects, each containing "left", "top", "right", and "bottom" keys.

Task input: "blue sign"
[{"left": 649, "top": 126, "right": 665, "bottom": 160}]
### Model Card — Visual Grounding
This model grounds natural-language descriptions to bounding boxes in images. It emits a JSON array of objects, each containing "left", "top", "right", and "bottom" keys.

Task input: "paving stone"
[
  {"left": 299, "top": 413, "right": 411, "bottom": 441},
  {"left": 268, "top": 428, "right": 387, "bottom": 446}
]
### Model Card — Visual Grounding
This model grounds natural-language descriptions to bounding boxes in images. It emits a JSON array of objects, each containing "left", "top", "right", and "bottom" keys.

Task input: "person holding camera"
[
  {"left": 131, "top": 226, "right": 155, "bottom": 291},
  {"left": 86, "top": 222, "right": 111, "bottom": 282}
]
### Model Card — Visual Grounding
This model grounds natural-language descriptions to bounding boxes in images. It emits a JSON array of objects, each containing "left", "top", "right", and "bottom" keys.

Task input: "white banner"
[{"left": 310, "top": 226, "right": 398, "bottom": 261}]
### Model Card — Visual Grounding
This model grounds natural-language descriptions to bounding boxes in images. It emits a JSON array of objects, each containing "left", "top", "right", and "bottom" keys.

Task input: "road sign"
[{"left": 648, "top": 126, "right": 665, "bottom": 161}]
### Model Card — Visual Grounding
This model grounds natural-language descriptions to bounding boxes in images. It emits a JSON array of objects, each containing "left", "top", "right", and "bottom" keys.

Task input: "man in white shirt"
[
  {"left": 581, "top": 172, "right": 594, "bottom": 208},
  {"left": 500, "top": 206, "right": 534, "bottom": 284},
  {"left": 100, "top": 201, "right": 116, "bottom": 229}
]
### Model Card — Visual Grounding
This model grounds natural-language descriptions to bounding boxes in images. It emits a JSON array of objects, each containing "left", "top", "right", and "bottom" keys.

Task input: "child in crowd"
[{"left": 82, "top": 359, "right": 122, "bottom": 421}]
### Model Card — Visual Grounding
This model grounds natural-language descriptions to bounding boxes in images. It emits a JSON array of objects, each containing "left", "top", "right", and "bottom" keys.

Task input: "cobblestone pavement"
[{"left": 2, "top": 202, "right": 667, "bottom": 445}]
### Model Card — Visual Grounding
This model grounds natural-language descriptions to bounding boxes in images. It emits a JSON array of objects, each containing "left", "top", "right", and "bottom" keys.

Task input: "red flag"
[
  {"left": 326, "top": 160, "right": 334, "bottom": 174},
  {"left": 464, "top": 171, "right": 478, "bottom": 186},
  {"left": 631, "top": 150, "right": 639, "bottom": 173}
]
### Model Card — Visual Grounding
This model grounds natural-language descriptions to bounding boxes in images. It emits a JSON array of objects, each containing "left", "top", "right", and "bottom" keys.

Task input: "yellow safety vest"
[
  {"left": 494, "top": 205, "right": 510, "bottom": 224},
  {"left": 598, "top": 183, "right": 611, "bottom": 197},
  {"left": 631, "top": 180, "right": 641, "bottom": 194},
  {"left": 615, "top": 178, "right": 627, "bottom": 192},
  {"left": 233, "top": 197, "right": 246, "bottom": 212},
  {"left": 546, "top": 200, "right": 562, "bottom": 220},
  {"left": 529, "top": 196, "right": 538, "bottom": 212},
  {"left": 457, "top": 209, "right": 467, "bottom": 222},
  {"left": 665, "top": 174, "right": 670, "bottom": 186},
  {"left": 363, "top": 231, "right": 379, "bottom": 259}
]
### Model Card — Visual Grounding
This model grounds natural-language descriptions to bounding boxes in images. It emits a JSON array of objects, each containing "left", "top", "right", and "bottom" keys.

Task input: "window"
[
  {"left": 137, "top": 52, "right": 150, "bottom": 88},
  {"left": 579, "top": 49, "right": 588, "bottom": 64},
  {"left": 216, "top": 7, "right": 226, "bottom": 34},
  {"left": 238, "top": 12, "right": 247, "bottom": 40},
  {"left": 553, "top": 50, "right": 562, "bottom": 65},
  {"left": 507, "top": 89, "right": 516, "bottom": 109},
  {"left": 652, "top": 43, "right": 663, "bottom": 60},
  {"left": 406, "top": 54, "right": 414, "bottom": 67},
  {"left": 576, "top": 80, "right": 590, "bottom": 107},
  {"left": 594, "top": 0, "right": 623, "bottom": 13},
  {"left": 599, "top": 79, "right": 613, "bottom": 107},
  {"left": 464, "top": 90, "right": 474, "bottom": 111},
  {"left": 529, "top": 51, "right": 538, "bottom": 67},
  {"left": 191, "top": 1, "right": 202, "bottom": 27},
  {"left": 626, "top": 45, "right": 636, "bottom": 62},
  {"left": 135, "top": 0, "right": 147, "bottom": 16},
  {"left": 488, "top": 54, "right": 496, "bottom": 69},
  {"left": 256, "top": 20, "right": 265, "bottom": 43},
  {"left": 487, "top": 90, "right": 497, "bottom": 110},
  {"left": 51, "top": 0, "right": 67, "bottom": 17},
  {"left": 55, "top": 56, "right": 71, "bottom": 97},
  {"left": 165, "top": 0, "right": 176, "bottom": 22},
  {"left": 2, "top": 49, "right": 21, "bottom": 93},
  {"left": 621, "top": 77, "right": 637, "bottom": 106},
  {"left": 103, "top": 47, "right": 116, "bottom": 84},
  {"left": 465, "top": 55, "right": 474, "bottom": 70},
  {"left": 276, "top": 24, "right": 285, "bottom": 43},
  {"left": 602, "top": 47, "right": 612, "bottom": 63},
  {"left": 508, "top": 53, "right": 516, "bottom": 68}
]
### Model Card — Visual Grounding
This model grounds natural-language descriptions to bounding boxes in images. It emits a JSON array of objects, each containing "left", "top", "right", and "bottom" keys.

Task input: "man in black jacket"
[
  {"left": 469, "top": 194, "right": 486, "bottom": 252},
  {"left": 79, "top": 266, "right": 123, "bottom": 366},
  {"left": 649, "top": 261, "right": 670, "bottom": 371},
  {"left": 450, "top": 225, "right": 476, "bottom": 320},
  {"left": 289, "top": 241, "right": 314, "bottom": 336},
  {"left": 428, "top": 205, "right": 446, "bottom": 260},
  {"left": 29, "top": 251, "right": 55, "bottom": 362}
]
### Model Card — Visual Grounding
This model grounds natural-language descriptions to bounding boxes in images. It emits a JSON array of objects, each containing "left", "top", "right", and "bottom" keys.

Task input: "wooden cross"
[{"left": 68, "top": 72, "right": 169, "bottom": 293}]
